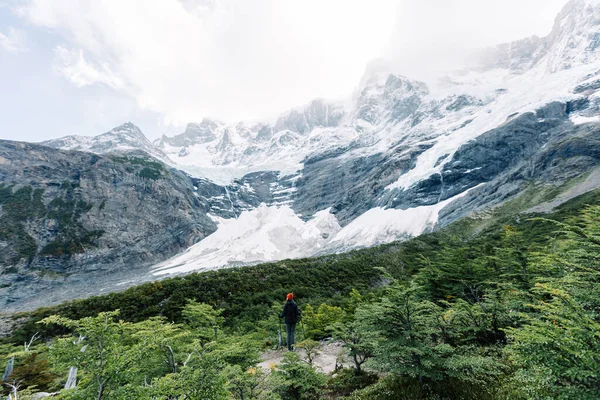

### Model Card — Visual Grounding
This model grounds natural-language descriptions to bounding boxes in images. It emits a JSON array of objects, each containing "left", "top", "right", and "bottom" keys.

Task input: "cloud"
[
  {"left": 385, "top": 0, "right": 568, "bottom": 80},
  {"left": 54, "top": 45, "right": 125, "bottom": 89},
  {"left": 16, "top": 0, "right": 569, "bottom": 128},
  {"left": 18, "top": 0, "right": 399, "bottom": 126},
  {"left": 0, "top": 27, "right": 28, "bottom": 52}
]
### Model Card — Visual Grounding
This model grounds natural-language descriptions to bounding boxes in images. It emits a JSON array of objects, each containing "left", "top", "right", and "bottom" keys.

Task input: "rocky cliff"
[{"left": 0, "top": 141, "right": 216, "bottom": 310}]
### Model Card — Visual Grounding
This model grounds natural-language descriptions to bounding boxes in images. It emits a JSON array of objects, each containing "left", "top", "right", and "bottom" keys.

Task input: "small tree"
[
  {"left": 356, "top": 285, "right": 504, "bottom": 387},
  {"left": 330, "top": 320, "right": 373, "bottom": 375},
  {"left": 214, "top": 336, "right": 261, "bottom": 369},
  {"left": 182, "top": 300, "right": 225, "bottom": 347},
  {"left": 8, "top": 352, "right": 57, "bottom": 394},
  {"left": 41, "top": 310, "right": 141, "bottom": 400},
  {"left": 224, "top": 365, "right": 274, "bottom": 400},
  {"left": 295, "top": 340, "right": 321, "bottom": 365},
  {"left": 130, "top": 317, "right": 189, "bottom": 375},
  {"left": 345, "top": 288, "right": 364, "bottom": 317},
  {"left": 302, "top": 304, "right": 344, "bottom": 340},
  {"left": 150, "top": 351, "right": 229, "bottom": 400},
  {"left": 505, "top": 283, "right": 600, "bottom": 399},
  {"left": 270, "top": 352, "right": 327, "bottom": 400}
]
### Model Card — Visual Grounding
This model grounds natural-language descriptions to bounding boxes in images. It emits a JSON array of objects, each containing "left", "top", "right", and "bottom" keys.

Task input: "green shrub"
[{"left": 137, "top": 167, "right": 162, "bottom": 180}]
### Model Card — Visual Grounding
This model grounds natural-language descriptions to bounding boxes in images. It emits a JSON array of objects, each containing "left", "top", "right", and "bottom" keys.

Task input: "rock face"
[
  {"left": 155, "top": 120, "right": 219, "bottom": 148},
  {"left": 355, "top": 74, "right": 429, "bottom": 125},
  {"left": 10, "top": 0, "right": 600, "bottom": 307},
  {"left": 0, "top": 141, "right": 217, "bottom": 310},
  {"left": 291, "top": 100, "right": 600, "bottom": 228},
  {"left": 274, "top": 100, "right": 345, "bottom": 133}
]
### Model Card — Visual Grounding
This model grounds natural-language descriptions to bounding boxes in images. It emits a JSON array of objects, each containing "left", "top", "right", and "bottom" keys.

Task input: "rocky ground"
[{"left": 258, "top": 340, "right": 349, "bottom": 374}]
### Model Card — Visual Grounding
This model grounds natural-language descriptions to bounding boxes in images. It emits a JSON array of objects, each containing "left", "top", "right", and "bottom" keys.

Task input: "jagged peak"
[
  {"left": 541, "top": 0, "right": 600, "bottom": 72},
  {"left": 272, "top": 97, "right": 345, "bottom": 134},
  {"left": 355, "top": 59, "right": 429, "bottom": 99},
  {"left": 550, "top": 0, "right": 600, "bottom": 36},
  {"left": 110, "top": 121, "right": 141, "bottom": 132},
  {"left": 472, "top": 0, "right": 600, "bottom": 73},
  {"left": 356, "top": 59, "right": 395, "bottom": 90},
  {"left": 182, "top": 120, "right": 219, "bottom": 136},
  {"left": 105, "top": 122, "right": 148, "bottom": 141},
  {"left": 383, "top": 74, "right": 429, "bottom": 96},
  {"left": 354, "top": 70, "right": 429, "bottom": 107},
  {"left": 179, "top": 119, "right": 222, "bottom": 135}
]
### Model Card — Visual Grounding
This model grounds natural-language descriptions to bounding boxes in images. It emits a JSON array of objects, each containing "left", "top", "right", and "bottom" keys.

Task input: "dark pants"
[{"left": 285, "top": 323, "right": 296, "bottom": 350}]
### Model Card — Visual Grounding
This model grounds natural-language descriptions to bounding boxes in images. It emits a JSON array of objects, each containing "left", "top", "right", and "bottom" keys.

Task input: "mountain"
[
  {"left": 475, "top": 0, "right": 600, "bottom": 73},
  {"left": 5, "top": 0, "right": 600, "bottom": 309},
  {"left": 42, "top": 122, "right": 172, "bottom": 164},
  {"left": 0, "top": 142, "right": 218, "bottom": 309}
]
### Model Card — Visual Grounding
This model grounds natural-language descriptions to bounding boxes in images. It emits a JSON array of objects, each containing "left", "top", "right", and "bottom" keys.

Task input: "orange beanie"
[{"left": 286, "top": 293, "right": 294, "bottom": 300}]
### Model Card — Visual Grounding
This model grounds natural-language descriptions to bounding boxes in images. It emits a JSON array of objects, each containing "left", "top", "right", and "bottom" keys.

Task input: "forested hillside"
[{"left": 2, "top": 189, "right": 600, "bottom": 399}]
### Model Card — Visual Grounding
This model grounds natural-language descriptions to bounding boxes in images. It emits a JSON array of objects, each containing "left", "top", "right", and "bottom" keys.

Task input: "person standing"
[{"left": 279, "top": 293, "right": 301, "bottom": 351}]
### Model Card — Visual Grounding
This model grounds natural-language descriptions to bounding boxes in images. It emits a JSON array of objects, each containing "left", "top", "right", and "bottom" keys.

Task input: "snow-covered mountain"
[
  {"left": 151, "top": 99, "right": 350, "bottom": 185},
  {"left": 38, "top": 0, "right": 600, "bottom": 282},
  {"left": 475, "top": 0, "right": 600, "bottom": 73},
  {"left": 42, "top": 122, "right": 171, "bottom": 163}
]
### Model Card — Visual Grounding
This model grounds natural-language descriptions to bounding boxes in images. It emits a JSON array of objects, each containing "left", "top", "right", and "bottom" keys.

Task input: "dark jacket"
[{"left": 279, "top": 300, "right": 301, "bottom": 325}]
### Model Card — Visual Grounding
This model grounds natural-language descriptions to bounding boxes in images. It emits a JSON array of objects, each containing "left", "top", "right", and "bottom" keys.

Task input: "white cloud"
[
  {"left": 19, "top": 0, "right": 398, "bottom": 127},
  {"left": 17, "top": 0, "right": 569, "bottom": 128},
  {"left": 54, "top": 45, "right": 124, "bottom": 89},
  {"left": 385, "top": 0, "right": 569, "bottom": 80},
  {"left": 0, "top": 27, "right": 27, "bottom": 52}
]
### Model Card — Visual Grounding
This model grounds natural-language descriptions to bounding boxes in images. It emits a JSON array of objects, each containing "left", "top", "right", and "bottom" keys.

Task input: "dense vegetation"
[
  {"left": 2, "top": 189, "right": 600, "bottom": 399},
  {"left": 110, "top": 155, "right": 166, "bottom": 180}
]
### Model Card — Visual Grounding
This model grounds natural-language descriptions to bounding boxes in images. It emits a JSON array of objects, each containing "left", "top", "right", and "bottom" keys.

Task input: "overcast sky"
[{"left": 0, "top": 0, "right": 569, "bottom": 142}]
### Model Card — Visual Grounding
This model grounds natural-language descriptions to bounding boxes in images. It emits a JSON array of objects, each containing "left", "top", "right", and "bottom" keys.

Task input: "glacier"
[
  {"left": 152, "top": 205, "right": 341, "bottom": 275},
  {"left": 153, "top": 188, "right": 474, "bottom": 276}
]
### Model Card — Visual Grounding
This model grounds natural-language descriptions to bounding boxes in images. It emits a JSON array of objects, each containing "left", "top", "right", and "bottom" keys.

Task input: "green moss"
[
  {"left": 0, "top": 184, "right": 102, "bottom": 264},
  {"left": 38, "top": 269, "right": 69, "bottom": 279},
  {"left": 2, "top": 266, "right": 18, "bottom": 274},
  {"left": 137, "top": 167, "right": 162, "bottom": 180},
  {"left": 42, "top": 194, "right": 103, "bottom": 257},
  {"left": 32, "top": 189, "right": 46, "bottom": 217},
  {"left": 110, "top": 155, "right": 164, "bottom": 180},
  {"left": 40, "top": 230, "right": 104, "bottom": 257},
  {"left": 0, "top": 185, "right": 46, "bottom": 263},
  {"left": 0, "top": 184, "right": 15, "bottom": 204},
  {"left": 47, "top": 197, "right": 93, "bottom": 225},
  {"left": 2, "top": 186, "right": 41, "bottom": 221},
  {"left": 111, "top": 155, "right": 164, "bottom": 170}
]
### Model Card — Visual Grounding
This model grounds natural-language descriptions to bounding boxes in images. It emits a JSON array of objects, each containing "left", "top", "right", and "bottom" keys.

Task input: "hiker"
[{"left": 279, "top": 293, "right": 301, "bottom": 351}]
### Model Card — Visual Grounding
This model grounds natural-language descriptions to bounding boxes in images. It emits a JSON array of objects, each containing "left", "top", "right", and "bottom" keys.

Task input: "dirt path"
[{"left": 258, "top": 340, "right": 348, "bottom": 374}]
